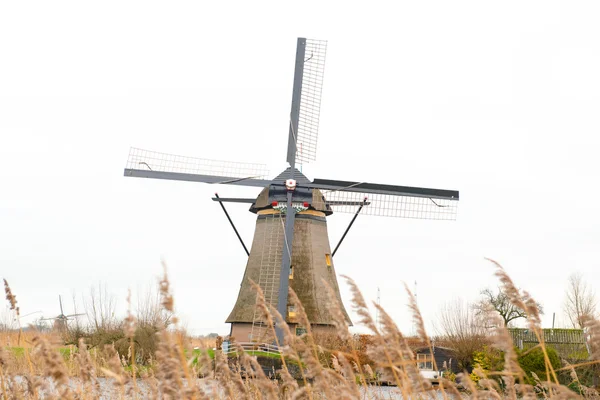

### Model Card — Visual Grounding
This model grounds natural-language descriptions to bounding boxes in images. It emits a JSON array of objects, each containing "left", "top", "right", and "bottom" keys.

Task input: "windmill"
[
  {"left": 124, "top": 38, "right": 459, "bottom": 345},
  {"left": 41, "top": 295, "right": 85, "bottom": 331}
]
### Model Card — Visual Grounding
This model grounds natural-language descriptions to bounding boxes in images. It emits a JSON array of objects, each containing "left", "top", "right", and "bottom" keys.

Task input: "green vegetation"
[
  {"left": 469, "top": 346, "right": 505, "bottom": 384},
  {"left": 7, "top": 346, "right": 72, "bottom": 360},
  {"left": 518, "top": 346, "right": 561, "bottom": 385}
]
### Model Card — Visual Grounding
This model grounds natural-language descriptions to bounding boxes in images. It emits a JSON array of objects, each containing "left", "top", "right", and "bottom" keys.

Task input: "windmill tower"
[{"left": 124, "top": 38, "right": 459, "bottom": 344}]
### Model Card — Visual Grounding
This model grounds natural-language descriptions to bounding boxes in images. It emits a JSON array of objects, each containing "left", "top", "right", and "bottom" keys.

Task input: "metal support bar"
[
  {"left": 332, "top": 198, "right": 367, "bottom": 257},
  {"left": 275, "top": 191, "right": 296, "bottom": 345},
  {"left": 214, "top": 193, "right": 250, "bottom": 257},
  {"left": 276, "top": 37, "right": 306, "bottom": 346},
  {"left": 124, "top": 169, "right": 272, "bottom": 188}
]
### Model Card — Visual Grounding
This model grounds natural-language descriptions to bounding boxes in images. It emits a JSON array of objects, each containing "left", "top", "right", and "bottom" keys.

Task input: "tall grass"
[{"left": 1, "top": 259, "right": 599, "bottom": 399}]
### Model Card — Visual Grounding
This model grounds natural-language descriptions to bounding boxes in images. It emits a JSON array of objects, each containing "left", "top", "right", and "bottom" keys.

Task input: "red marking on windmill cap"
[
  {"left": 303, "top": 202, "right": 309, "bottom": 207},
  {"left": 271, "top": 201, "right": 278, "bottom": 206}
]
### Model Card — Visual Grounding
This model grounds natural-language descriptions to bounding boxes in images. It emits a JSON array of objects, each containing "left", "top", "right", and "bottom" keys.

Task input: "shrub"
[
  {"left": 518, "top": 346, "right": 561, "bottom": 385},
  {"left": 312, "top": 332, "right": 375, "bottom": 372},
  {"left": 469, "top": 346, "right": 504, "bottom": 385}
]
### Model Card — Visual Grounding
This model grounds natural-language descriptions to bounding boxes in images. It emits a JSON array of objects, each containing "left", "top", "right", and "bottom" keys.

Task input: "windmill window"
[
  {"left": 417, "top": 353, "right": 433, "bottom": 370},
  {"left": 288, "top": 305, "right": 296, "bottom": 318},
  {"left": 325, "top": 254, "right": 332, "bottom": 267},
  {"left": 289, "top": 265, "right": 294, "bottom": 279}
]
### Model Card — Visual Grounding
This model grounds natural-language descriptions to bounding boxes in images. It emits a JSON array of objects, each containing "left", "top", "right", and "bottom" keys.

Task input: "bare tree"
[
  {"left": 62, "top": 291, "right": 87, "bottom": 345},
  {"left": 136, "top": 284, "right": 173, "bottom": 328},
  {"left": 564, "top": 271, "right": 597, "bottom": 329},
  {"left": 437, "top": 298, "right": 489, "bottom": 370},
  {"left": 476, "top": 287, "right": 543, "bottom": 327},
  {"left": 84, "top": 282, "right": 119, "bottom": 331},
  {"left": 0, "top": 306, "right": 17, "bottom": 332},
  {"left": 70, "top": 291, "right": 83, "bottom": 331},
  {"left": 31, "top": 316, "right": 50, "bottom": 332},
  {"left": 130, "top": 284, "right": 174, "bottom": 363}
]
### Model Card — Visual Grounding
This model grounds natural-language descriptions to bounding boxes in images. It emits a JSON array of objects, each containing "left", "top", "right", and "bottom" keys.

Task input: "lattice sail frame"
[
  {"left": 126, "top": 147, "right": 269, "bottom": 179},
  {"left": 295, "top": 39, "right": 327, "bottom": 165},
  {"left": 314, "top": 190, "right": 458, "bottom": 220}
]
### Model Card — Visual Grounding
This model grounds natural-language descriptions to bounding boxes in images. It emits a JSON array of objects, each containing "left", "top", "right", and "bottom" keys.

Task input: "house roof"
[
  {"left": 413, "top": 345, "right": 456, "bottom": 353},
  {"left": 509, "top": 328, "right": 590, "bottom": 360}
]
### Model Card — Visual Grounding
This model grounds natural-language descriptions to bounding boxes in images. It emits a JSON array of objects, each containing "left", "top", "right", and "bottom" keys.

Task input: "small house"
[{"left": 414, "top": 346, "right": 460, "bottom": 379}]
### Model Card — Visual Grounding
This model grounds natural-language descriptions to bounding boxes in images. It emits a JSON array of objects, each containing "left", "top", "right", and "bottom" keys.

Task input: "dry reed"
[{"left": 1, "top": 259, "right": 599, "bottom": 399}]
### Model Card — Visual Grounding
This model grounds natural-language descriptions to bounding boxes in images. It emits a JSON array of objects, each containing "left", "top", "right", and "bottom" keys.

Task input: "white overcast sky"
[{"left": 2, "top": 1, "right": 600, "bottom": 336}]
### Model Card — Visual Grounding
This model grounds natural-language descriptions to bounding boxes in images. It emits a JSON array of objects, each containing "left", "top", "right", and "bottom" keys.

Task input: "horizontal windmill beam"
[
  {"left": 208, "top": 197, "right": 373, "bottom": 206},
  {"left": 124, "top": 169, "right": 272, "bottom": 188},
  {"left": 308, "top": 178, "right": 459, "bottom": 200},
  {"left": 211, "top": 197, "right": 256, "bottom": 204},
  {"left": 326, "top": 200, "right": 372, "bottom": 206}
]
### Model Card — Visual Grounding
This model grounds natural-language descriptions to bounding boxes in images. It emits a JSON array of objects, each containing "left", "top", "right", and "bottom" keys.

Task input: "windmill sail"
[
  {"left": 124, "top": 147, "right": 271, "bottom": 188},
  {"left": 315, "top": 190, "right": 458, "bottom": 220},
  {"left": 310, "top": 178, "right": 459, "bottom": 199},
  {"left": 308, "top": 178, "right": 459, "bottom": 220},
  {"left": 286, "top": 38, "right": 327, "bottom": 166}
]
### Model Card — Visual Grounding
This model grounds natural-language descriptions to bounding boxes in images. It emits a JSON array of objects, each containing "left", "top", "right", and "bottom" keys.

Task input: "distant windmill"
[
  {"left": 124, "top": 38, "right": 459, "bottom": 345},
  {"left": 41, "top": 295, "right": 85, "bottom": 331}
]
